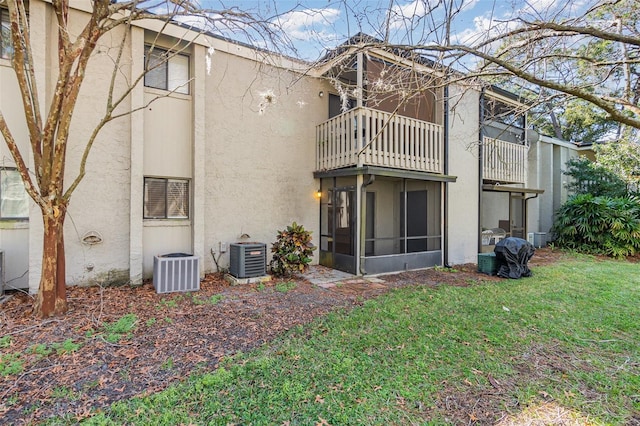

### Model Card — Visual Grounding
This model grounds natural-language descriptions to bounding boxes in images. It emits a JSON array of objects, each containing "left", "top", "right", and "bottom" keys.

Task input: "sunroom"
[
  {"left": 479, "top": 89, "right": 544, "bottom": 253},
  {"left": 313, "top": 37, "right": 456, "bottom": 275}
]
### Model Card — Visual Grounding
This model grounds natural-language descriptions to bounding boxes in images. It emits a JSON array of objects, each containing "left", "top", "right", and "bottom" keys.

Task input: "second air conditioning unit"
[{"left": 229, "top": 243, "right": 267, "bottom": 278}]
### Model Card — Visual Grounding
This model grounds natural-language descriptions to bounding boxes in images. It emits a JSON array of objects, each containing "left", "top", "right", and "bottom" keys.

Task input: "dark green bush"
[
  {"left": 563, "top": 157, "right": 628, "bottom": 198},
  {"left": 552, "top": 194, "right": 640, "bottom": 258},
  {"left": 269, "top": 222, "right": 316, "bottom": 277}
]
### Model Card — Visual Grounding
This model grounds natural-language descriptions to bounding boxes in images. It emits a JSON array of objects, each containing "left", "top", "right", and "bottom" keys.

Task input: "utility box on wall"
[
  {"left": 153, "top": 253, "right": 200, "bottom": 293},
  {"left": 229, "top": 243, "right": 267, "bottom": 278}
]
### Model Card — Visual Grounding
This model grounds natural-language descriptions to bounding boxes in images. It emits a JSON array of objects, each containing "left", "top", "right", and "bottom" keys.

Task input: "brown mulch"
[{"left": 0, "top": 248, "right": 562, "bottom": 424}]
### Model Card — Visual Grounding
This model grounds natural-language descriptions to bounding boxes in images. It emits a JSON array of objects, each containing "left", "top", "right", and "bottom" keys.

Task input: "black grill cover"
[{"left": 494, "top": 237, "right": 535, "bottom": 279}]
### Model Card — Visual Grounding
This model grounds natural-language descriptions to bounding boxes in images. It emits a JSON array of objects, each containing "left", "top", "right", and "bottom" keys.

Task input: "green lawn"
[{"left": 86, "top": 257, "right": 639, "bottom": 425}]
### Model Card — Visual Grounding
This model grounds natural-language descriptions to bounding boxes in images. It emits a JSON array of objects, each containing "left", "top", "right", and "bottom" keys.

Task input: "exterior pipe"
[
  {"left": 524, "top": 192, "right": 540, "bottom": 237},
  {"left": 443, "top": 84, "right": 450, "bottom": 267},
  {"left": 478, "top": 88, "right": 485, "bottom": 253}
]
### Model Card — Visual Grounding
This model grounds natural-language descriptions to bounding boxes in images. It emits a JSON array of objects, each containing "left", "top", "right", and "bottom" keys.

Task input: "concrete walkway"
[{"left": 300, "top": 265, "right": 386, "bottom": 289}]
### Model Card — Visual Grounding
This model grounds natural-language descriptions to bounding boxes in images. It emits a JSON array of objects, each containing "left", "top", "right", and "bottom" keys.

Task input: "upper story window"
[
  {"left": 1, "top": 169, "right": 29, "bottom": 220},
  {"left": 144, "top": 45, "right": 190, "bottom": 94},
  {"left": 143, "top": 177, "right": 189, "bottom": 219},
  {"left": 1, "top": 8, "right": 13, "bottom": 60},
  {"left": 483, "top": 97, "right": 525, "bottom": 129}
]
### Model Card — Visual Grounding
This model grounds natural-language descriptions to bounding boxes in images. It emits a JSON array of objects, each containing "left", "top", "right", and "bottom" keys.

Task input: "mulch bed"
[{"left": 0, "top": 248, "right": 561, "bottom": 424}]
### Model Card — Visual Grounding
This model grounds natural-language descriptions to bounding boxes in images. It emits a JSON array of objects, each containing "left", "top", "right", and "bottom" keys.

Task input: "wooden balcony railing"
[
  {"left": 316, "top": 107, "right": 444, "bottom": 174},
  {"left": 482, "top": 136, "right": 528, "bottom": 184}
]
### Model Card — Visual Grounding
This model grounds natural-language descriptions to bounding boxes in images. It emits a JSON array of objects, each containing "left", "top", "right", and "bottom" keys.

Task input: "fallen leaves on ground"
[{"left": 0, "top": 249, "right": 560, "bottom": 424}]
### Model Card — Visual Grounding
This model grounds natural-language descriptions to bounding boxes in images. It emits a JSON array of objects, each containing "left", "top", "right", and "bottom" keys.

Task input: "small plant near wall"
[{"left": 270, "top": 222, "right": 316, "bottom": 277}]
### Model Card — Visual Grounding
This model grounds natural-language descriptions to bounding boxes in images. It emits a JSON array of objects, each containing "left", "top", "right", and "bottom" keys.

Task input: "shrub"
[
  {"left": 563, "top": 157, "right": 628, "bottom": 198},
  {"left": 552, "top": 194, "right": 640, "bottom": 258},
  {"left": 269, "top": 222, "right": 316, "bottom": 277}
]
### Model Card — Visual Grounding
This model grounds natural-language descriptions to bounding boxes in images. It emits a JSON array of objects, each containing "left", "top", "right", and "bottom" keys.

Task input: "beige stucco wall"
[
  {"left": 141, "top": 91, "right": 194, "bottom": 277},
  {"left": 57, "top": 11, "right": 133, "bottom": 288},
  {"left": 446, "top": 84, "right": 481, "bottom": 265},
  {"left": 202, "top": 47, "right": 324, "bottom": 272},
  {"left": 2, "top": 0, "right": 326, "bottom": 289}
]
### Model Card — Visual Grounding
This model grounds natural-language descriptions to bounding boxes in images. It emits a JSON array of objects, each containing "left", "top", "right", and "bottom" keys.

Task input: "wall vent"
[
  {"left": 229, "top": 243, "right": 267, "bottom": 278},
  {"left": 153, "top": 253, "right": 200, "bottom": 293}
]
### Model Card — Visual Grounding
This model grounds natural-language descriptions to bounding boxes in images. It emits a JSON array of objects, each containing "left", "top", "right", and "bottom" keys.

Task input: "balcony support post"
[{"left": 357, "top": 52, "right": 364, "bottom": 168}]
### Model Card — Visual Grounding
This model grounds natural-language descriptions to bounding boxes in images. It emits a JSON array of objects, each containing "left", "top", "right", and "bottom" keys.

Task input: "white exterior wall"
[
  {"left": 446, "top": 85, "right": 481, "bottom": 265},
  {"left": 527, "top": 134, "right": 585, "bottom": 236},
  {"left": 202, "top": 47, "right": 324, "bottom": 272}
]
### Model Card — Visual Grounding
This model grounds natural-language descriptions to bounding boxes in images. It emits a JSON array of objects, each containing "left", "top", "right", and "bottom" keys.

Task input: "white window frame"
[
  {"left": 143, "top": 177, "right": 190, "bottom": 220},
  {"left": 0, "top": 168, "right": 29, "bottom": 220},
  {"left": 143, "top": 45, "right": 190, "bottom": 94}
]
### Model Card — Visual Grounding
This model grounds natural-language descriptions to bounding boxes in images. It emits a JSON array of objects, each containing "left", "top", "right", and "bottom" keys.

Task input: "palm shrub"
[
  {"left": 552, "top": 194, "right": 640, "bottom": 258},
  {"left": 269, "top": 222, "right": 316, "bottom": 277}
]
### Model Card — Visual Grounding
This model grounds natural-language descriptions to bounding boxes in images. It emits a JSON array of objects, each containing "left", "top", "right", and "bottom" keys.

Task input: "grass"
[
  {"left": 102, "top": 314, "right": 137, "bottom": 343},
  {"left": 275, "top": 281, "right": 297, "bottom": 293},
  {"left": 85, "top": 258, "right": 639, "bottom": 425},
  {"left": 1, "top": 338, "right": 81, "bottom": 378}
]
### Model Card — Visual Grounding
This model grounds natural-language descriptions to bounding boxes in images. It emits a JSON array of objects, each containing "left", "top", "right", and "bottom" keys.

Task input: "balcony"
[
  {"left": 482, "top": 137, "right": 528, "bottom": 184},
  {"left": 316, "top": 107, "right": 444, "bottom": 174}
]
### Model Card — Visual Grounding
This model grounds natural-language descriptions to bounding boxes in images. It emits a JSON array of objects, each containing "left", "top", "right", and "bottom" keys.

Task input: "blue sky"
[{"left": 204, "top": 0, "right": 587, "bottom": 61}]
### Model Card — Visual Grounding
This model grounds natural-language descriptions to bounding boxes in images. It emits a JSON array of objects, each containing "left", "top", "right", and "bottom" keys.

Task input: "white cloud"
[
  {"left": 388, "top": 0, "right": 433, "bottom": 30},
  {"left": 452, "top": 14, "right": 520, "bottom": 47},
  {"left": 274, "top": 8, "right": 341, "bottom": 42},
  {"left": 520, "top": 0, "right": 589, "bottom": 20},
  {"left": 459, "top": 0, "right": 481, "bottom": 12},
  {"left": 388, "top": 0, "right": 480, "bottom": 30}
]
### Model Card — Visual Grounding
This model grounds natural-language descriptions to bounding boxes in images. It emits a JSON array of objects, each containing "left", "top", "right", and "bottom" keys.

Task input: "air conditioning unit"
[
  {"left": 527, "top": 232, "right": 547, "bottom": 249},
  {"left": 229, "top": 243, "right": 267, "bottom": 278},
  {"left": 153, "top": 253, "right": 200, "bottom": 294}
]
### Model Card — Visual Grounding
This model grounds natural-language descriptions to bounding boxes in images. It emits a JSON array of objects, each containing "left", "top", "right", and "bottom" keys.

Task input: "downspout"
[
  {"left": 523, "top": 192, "right": 540, "bottom": 236},
  {"left": 443, "top": 85, "right": 450, "bottom": 267},
  {"left": 478, "top": 88, "right": 485, "bottom": 253},
  {"left": 359, "top": 174, "right": 375, "bottom": 275}
]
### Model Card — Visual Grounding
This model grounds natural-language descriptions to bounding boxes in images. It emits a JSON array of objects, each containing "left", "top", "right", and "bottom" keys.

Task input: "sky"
[{"left": 203, "top": 0, "right": 589, "bottom": 61}]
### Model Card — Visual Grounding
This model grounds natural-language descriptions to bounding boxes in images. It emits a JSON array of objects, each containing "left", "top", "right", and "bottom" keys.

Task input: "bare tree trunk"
[{"left": 34, "top": 207, "right": 67, "bottom": 318}]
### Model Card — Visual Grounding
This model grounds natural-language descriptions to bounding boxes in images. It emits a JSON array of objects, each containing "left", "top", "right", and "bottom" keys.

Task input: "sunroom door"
[{"left": 332, "top": 187, "right": 356, "bottom": 274}]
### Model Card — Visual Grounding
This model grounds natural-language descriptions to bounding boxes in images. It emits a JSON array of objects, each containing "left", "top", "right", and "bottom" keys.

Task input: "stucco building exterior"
[{"left": 0, "top": 1, "right": 589, "bottom": 294}]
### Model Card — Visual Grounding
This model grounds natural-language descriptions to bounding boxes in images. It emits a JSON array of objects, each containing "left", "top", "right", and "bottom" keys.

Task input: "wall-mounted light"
[
  {"left": 315, "top": 189, "right": 322, "bottom": 199},
  {"left": 318, "top": 91, "right": 324, "bottom": 98}
]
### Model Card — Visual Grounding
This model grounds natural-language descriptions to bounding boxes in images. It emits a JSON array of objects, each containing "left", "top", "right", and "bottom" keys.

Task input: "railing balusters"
[
  {"left": 316, "top": 106, "right": 447, "bottom": 173},
  {"left": 482, "top": 137, "right": 528, "bottom": 183}
]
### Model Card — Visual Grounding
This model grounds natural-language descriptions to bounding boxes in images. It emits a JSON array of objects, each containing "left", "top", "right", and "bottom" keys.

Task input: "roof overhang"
[
  {"left": 482, "top": 184, "right": 544, "bottom": 194},
  {"left": 314, "top": 166, "right": 457, "bottom": 183}
]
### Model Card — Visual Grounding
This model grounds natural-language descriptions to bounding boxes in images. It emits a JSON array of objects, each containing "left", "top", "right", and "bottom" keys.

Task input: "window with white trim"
[
  {"left": 1, "top": 8, "right": 13, "bottom": 60},
  {"left": 144, "top": 45, "right": 190, "bottom": 94},
  {"left": 1, "top": 169, "right": 29, "bottom": 219},
  {"left": 143, "top": 177, "right": 189, "bottom": 219}
]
